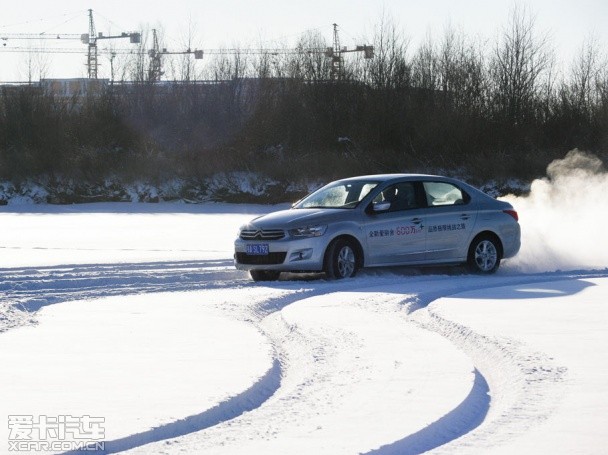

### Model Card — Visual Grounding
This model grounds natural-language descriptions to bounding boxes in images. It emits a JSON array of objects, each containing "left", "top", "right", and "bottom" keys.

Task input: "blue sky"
[{"left": 1, "top": 0, "right": 606, "bottom": 81}]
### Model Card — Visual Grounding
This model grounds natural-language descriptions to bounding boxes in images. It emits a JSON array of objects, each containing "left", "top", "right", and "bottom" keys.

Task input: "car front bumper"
[{"left": 234, "top": 235, "right": 329, "bottom": 272}]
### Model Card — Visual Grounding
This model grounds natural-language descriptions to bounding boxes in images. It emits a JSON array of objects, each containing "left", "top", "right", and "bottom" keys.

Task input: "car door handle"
[
  {"left": 411, "top": 218, "right": 423, "bottom": 224},
  {"left": 460, "top": 214, "right": 470, "bottom": 220}
]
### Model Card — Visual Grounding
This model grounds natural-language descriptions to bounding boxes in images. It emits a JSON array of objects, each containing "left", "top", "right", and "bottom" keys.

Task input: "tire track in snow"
[
  {"left": 92, "top": 279, "right": 382, "bottom": 454},
  {"left": 147, "top": 270, "right": 607, "bottom": 455},
  {"left": 129, "top": 285, "right": 479, "bottom": 455},
  {"left": 0, "top": 260, "right": 245, "bottom": 333},
  {"left": 126, "top": 271, "right": 601, "bottom": 454},
  {"left": 408, "top": 307, "right": 565, "bottom": 454},
  {"left": 3, "top": 263, "right": 607, "bottom": 454},
  {"left": 365, "top": 369, "right": 490, "bottom": 455},
  {"left": 3, "top": 264, "right": 469, "bottom": 453},
  {"left": 63, "top": 360, "right": 282, "bottom": 455},
  {"left": 368, "top": 270, "right": 608, "bottom": 454},
  {"left": 1, "top": 261, "right": 383, "bottom": 454}
]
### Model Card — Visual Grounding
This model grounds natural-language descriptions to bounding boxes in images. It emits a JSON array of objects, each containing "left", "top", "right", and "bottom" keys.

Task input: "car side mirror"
[{"left": 372, "top": 201, "right": 391, "bottom": 212}]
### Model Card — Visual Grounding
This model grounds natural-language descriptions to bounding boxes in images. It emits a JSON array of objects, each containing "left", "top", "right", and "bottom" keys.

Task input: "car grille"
[
  {"left": 235, "top": 252, "right": 287, "bottom": 265},
  {"left": 239, "top": 229, "right": 285, "bottom": 241}
]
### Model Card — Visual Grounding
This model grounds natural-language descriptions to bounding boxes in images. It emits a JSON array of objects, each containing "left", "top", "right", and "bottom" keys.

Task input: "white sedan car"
[{"left": 234, "top": 174, "right": 520, "bottom": 281}]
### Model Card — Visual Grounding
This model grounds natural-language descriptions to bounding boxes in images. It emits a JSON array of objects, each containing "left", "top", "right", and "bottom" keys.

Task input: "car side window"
[
  {"left": 372, "top": 182, "right": 419, "bottom": 212},
  {"left": 422, "top": 182, "right": 467, "bottom": 206}
]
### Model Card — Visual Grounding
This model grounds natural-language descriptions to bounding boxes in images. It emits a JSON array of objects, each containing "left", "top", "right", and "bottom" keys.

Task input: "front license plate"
[{"left": 246, "top": 244, "right": 269, "bottom": 255}]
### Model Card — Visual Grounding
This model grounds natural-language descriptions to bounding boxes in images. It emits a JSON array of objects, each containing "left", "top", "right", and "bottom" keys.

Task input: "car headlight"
[{"left": 288, "top": 225, "right": 328, "bottom": 238}]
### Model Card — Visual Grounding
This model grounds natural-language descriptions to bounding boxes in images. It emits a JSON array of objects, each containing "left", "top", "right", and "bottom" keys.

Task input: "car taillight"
[{"left": 503, "top": 209, "right": 519, "bottom": 221}]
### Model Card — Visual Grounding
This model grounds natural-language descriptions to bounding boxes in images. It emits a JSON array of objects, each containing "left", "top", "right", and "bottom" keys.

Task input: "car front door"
[
  {"left": 422, "top": 181, "right": 478, "bottom": 261},
  {"left": 362, "top": 182, "right": 427, "bottom": 265}
]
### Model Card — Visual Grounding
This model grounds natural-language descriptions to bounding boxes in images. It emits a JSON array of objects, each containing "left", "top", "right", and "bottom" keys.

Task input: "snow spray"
[{"left": 501, "top": 149, "right": 608, "bottom": 273}]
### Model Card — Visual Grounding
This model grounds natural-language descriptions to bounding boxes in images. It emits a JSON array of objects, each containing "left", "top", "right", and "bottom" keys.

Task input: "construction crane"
[
  {"left": 147, "top": 29, "right": 203, "bottom": 82},
  {"left": 324, "top": 23, "right": 374, "bottom": 80},
  {"left": 146, "top": 23, "right": 373, "bottom": 83},
  {"left": 83, "top": 9, "right": 141, "bottom": 79},
  {"left": 0, "top": 9, "right": 140, "bottom": 79},
  {"left": 1, "top": 19, "right": 372, "bottom": 83}
]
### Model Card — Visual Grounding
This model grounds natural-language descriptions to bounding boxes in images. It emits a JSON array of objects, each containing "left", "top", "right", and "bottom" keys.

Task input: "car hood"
[{"left": 246, "top": 208, "right": 355, "bottom": 229}]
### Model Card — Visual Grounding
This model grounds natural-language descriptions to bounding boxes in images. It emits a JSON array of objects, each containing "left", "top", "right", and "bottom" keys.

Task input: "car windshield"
[{"left": 294, "top": 181, "right": 379, "bottom": 209}]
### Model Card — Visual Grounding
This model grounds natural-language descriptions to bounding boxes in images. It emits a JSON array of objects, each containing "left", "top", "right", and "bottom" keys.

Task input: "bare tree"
[
  {"left": 175, "top": 16, "right": 202, "bottom": 82},
  {"left": 207, "top": 48, "right": 248, "bottom": 81},
  {"left": 568, "top": 35, "right": 603, "bottom": 118},
  {"left": 293, "top": 30, "right": 331, "bottom": 82},
  {"left": 18, "top": 41, "right": 51, "bottom": 83},
  {"left": 597, "top": 60, "right": 608, "bottom": 115},
  {"left": 436, "top": 25, "right": 488, "bottom": 115},
  {"left": 365, "top": 13, "right": 410, "bottom": 90},
  {"left": 252, "top": 50, "right": 273, "bottom": 79},
  {"left": 411, "top": 31, "right": 438, "bottom": 91},
  {"left": 126, "top": 29, "right": 149, "bottom": 83},
  {"left": 490, "top": 4, "right": 552, "bottom": 124}
]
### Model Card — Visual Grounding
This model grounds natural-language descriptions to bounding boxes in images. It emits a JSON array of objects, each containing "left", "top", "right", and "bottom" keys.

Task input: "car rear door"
[{"left": 422, "top": 181, "right": 478, "bottom": 261}]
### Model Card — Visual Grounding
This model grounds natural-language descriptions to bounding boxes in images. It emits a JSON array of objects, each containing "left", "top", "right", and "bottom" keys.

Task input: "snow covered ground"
[{"left": 1, "top": 155, "right": 608, "bottom": 454}]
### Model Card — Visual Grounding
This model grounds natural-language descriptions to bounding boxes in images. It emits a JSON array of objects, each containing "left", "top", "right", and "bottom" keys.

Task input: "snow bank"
[{"left": 0, "top": 173, "right": 312, "bottom": 205}]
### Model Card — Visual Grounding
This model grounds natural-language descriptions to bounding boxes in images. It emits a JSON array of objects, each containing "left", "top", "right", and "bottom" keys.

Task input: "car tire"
[
  {"left": 467, "top": 234, "right": 501, "bottom": 274},
  {"left": 250, "top": 270, "right": 281, "bottom": 281},
  {"left": 324, "top": 239, "right": 358, "bottom": 279}
]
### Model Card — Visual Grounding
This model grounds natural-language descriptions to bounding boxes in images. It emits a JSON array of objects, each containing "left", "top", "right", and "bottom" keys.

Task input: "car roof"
[
  {"left": 335, "top": 173, "right": 496, "bottom": 202},
  {"left": 337, "top": 173, "right": 448, "bottom": 183}
]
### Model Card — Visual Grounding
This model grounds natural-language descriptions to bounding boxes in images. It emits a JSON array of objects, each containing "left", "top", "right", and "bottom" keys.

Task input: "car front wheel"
[
  {"left": 324, "top": 239, "right": 358, "bottom": 279},
  {"left": 250, "top": 270, "right": 281, "bottom": 281},
  {"left": 468, "top": 235, "right": 501, "bottom": 274}
]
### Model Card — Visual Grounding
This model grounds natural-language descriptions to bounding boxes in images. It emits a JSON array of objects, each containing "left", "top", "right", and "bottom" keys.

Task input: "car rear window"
[{"left": 423, "top": 181, "right": 468, "bottom": 206}]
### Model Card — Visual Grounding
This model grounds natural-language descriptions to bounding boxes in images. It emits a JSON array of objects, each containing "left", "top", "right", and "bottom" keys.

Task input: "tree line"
[{"left": 1, "top": 6, "right": 607, "bottom": 201}]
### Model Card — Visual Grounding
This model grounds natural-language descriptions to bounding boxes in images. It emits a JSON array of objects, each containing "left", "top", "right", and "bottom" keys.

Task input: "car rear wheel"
[
  {"left": 250, "top": 270, "right": 281, "bottom": 281},
  {"left": 324, "top": 239, "right": 358, "bottom": 279},
  {"left": 468, "top": 235, "right": 501, "bottom": 274}
]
